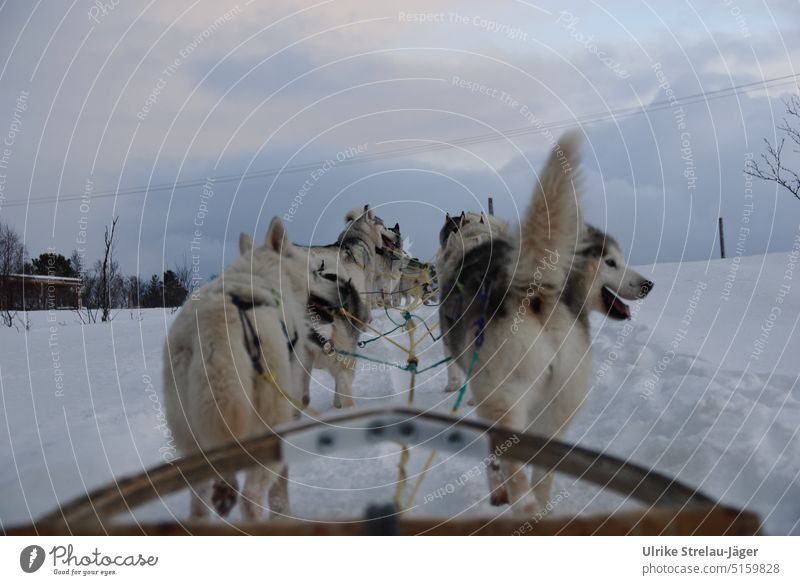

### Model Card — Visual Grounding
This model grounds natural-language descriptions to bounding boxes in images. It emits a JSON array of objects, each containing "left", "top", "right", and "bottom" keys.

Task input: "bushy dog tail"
[{"left": 518, "top": 131, "right": 583, "bottom": 299}]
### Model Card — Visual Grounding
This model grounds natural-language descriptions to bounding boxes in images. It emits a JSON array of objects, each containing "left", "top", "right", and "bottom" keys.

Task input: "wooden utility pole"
[
  {"left": 718, "top": 217, "right": 726, "bottom": 259},
  {"left": 488, "top": 197, "right": 494, "bottom": 216}
]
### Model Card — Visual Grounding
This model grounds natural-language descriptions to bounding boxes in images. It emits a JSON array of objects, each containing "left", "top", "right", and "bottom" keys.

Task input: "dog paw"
[
  {"left": 211, "top": 477, "right": 239, "bottom": 517},
  {"left": 510, "top": 495, "right": 539, "bottom": 518},
  {"left": 334, "top": 395, "right": 355, "bottom": 409},
  {"left": 490, "top": 488, "right": 509, "bottom": 506},
  {"left": 444, "top": 380, "right": 463, "bottom": 393}
]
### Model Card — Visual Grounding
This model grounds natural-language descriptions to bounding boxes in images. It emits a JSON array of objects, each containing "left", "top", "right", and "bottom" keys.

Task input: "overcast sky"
[{"left": 0, "top": 0, "right": 799, "bottom": 279}]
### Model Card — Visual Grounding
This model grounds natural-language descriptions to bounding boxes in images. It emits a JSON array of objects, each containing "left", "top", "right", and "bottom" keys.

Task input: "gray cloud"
[{"left": 1, "top": 0, "right": 798, "bottom": 278}]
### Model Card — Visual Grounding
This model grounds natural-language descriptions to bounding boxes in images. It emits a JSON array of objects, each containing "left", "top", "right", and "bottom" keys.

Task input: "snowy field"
[{"left": 1, "top": 252, "right": 799, "bottom": 534}]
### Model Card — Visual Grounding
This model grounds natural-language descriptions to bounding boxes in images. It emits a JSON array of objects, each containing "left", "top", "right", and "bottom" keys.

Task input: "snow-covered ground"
[{"left": 1, "top": 252, "right": 799, "bottom": 534}]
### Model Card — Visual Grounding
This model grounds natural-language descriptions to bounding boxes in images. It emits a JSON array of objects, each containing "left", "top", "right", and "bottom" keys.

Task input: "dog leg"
[
  {"left": 531, "top": 466, "right": 556, "bottom": 514},
  {"left": 529, "top": 363, "right": 588, "bottom": 511},
  {"left": 488, "top": 460, "right": 508, "bottom": 506},
  {"left": 444, "top": 359, "right": 465, "bottom": 393},
  {"left": 504, "top": 460, "right": 538, "bottom": 517},
  {"left": 241, "top": 468, "right": 270, "bottom": 521},
  {"left": 296, "top": 367, "right": 312, "bottom": 420},
  {"left": 333, "top": 368, "right": 356, "bottom": 408},
  {"left": 478, "top": 403, "right": 535, "bottom": 514},
  {"left": 268, "top": 463, "right": 290, "bottom": 519},
  {"left": 211, "top": 473, "right": 239, "bottom": 518}
]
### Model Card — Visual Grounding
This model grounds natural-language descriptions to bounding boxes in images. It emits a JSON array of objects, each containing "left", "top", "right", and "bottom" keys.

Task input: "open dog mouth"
[{"left": 602, "top": 286, "right": 631, "bottom": 320}]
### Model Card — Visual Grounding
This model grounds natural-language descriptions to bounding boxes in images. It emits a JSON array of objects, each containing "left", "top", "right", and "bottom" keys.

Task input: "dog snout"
[{"left": 639, "top": 279, "right": 654, "bottom": 297}]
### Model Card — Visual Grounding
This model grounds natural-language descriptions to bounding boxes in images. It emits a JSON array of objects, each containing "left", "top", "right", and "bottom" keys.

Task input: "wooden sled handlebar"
[{"left": 10, "top": 406, "right": 761, "bottom": 535}]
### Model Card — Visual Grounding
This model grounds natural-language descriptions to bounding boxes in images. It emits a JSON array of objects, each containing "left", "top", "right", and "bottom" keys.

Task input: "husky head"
[
  {"left": 239, "top": 216, "right": 296, "bottom": 260},
  {"left": 386, "top": 221, "right": 403, "bottom": 252},
  {"left": 579, "top": 224, "right": 654, "bottom": 320},
  {"left": 439, "top": 211, "right": 507, "bottom": 248},
  {"left": 344, "top": 205, "right": 402, "bottom": 256},
  {"left": 239, "top": 217, "right": 339, "bottom": 301},
  {"left": 400, "top": 257, "right": 435, "bottom": 293},
  {"left": 439, "top": 211, "right": 469, "bottom": 247}
]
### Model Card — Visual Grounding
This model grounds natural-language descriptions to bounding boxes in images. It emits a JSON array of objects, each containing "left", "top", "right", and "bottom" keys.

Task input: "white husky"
[
  {"left": 438, "top": 133, "right": 653, "bottom": 514},
  {"left": 163, "top": 217, "right": 336, "bottom": 521}
]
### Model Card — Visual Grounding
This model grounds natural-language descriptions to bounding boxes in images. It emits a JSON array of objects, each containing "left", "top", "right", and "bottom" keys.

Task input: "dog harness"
[
  {"left": 229, "top": 292, "right": 298, "bottom": 374},
  {"left": 228, "top": 291, "right": 317, "bottom": 415}
]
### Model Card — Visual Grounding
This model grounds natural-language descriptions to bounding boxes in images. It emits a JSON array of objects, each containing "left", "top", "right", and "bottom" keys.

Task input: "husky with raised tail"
[
  {"left": 163, "top": 217, "right": 339, "bottom": 521},
  {"left": 439, "top": 133, "right": 584, "bottom": 514},
  {"left": 438, "top": 135, "right": 654, "bottom": 513}
]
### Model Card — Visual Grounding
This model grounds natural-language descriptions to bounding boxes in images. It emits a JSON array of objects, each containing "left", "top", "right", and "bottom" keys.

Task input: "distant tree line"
[{"left": 0, "top": 218, "right": 191, "bottom": 326}]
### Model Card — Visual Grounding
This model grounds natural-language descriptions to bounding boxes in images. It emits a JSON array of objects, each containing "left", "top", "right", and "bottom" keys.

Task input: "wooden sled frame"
[{"left": 9, "top": 406, "right": 761, "bottom": 536}]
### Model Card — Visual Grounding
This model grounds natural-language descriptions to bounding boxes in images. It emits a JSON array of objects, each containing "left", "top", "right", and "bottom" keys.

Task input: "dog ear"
[
  {"left": 392, "top": 222, "right": 400, "bottom": 234},
  {"left": 265, "top": 216, "right": 291, "bottom": 255},
  {"left": 239, "top": 232, "right": 253, "bottom": 255},
  {"left": 363, "top": 204, "right": 374, "bottom": 221},
  {"left": 458, "top": 211, "right": 467, "bottom": 227},
  {"left": 479, "top": 215, "right": 485, "bottom": 224}
]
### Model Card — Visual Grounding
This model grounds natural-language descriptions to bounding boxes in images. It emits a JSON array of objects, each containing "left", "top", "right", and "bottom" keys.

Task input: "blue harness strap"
[{"left": 452, "top": 282, "right": 490, "bottom": 413}]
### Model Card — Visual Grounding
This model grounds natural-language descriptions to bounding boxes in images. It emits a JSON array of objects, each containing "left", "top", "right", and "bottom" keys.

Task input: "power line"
[{"left": 5, "top": 72, "right": 798, "bottom": 209}]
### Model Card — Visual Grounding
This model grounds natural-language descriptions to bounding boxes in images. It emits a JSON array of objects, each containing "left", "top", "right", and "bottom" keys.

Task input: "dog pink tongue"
[{"left": 613, "top": 296, "right": 631, "bottom": 320}]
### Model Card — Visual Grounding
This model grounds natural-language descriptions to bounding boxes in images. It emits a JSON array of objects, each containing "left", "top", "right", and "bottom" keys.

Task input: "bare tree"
[
  {"left": 69, "top": 249, "right": 84, "bottom": 279},
  {"left": 746, "top": 94, "right": 800, "bottom": 199},
  {"left": 99, "top": 216, "right": 119, "bottom": 322},
  {"left": 173, "top": 255, "right": 193, "bottom": 297},
  {"left": 69, "top": 249, "right": 99, "bottom": 324},
  {"left": 0, "top": 221, "right": 26, "bottom": 326}
]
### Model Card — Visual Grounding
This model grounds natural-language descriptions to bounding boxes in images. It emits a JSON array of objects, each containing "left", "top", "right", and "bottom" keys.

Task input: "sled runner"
[{"left": 9, "top": 406, "right": 761, "bottom": 536}]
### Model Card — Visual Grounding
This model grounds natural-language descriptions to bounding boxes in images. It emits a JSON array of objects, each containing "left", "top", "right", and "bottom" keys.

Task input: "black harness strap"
[
  {"left": 231, "top": 294, "right": 265, "bottom": 374},
  {"left": 230, "top": 293, "right": 296, "bottom": 373},
  {"left": 281, "top": 320, "right": 299, "bottom": 355}
]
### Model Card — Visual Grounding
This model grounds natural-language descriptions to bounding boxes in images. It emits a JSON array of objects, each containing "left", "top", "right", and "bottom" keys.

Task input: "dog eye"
[{"left": 605, "top": 259, "right": 617, "bottom": 268}]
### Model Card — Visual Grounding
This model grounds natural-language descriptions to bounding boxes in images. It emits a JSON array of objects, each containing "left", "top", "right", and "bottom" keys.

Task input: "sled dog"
[
  {"left": 163, "top": 217, "right": 339, "bottom": 521},
  {"left": 301, "top": 205, "right": 402, "bottom": 408},
  {"left": 392, "top": 256, "right": 436, "bottom": 307},
  {"left": 374, "top": 223, "right": 404, "bottom": 307},
  {"left": 438, "top": 133, "right": 652, "bottom": 513}
]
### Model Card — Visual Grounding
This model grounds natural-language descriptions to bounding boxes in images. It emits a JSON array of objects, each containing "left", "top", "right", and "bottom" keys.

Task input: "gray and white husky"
[
  {"left": 437, "top": 133, "right": 653, "bottom": 514},
  {"left": 441, "top": 218, "right": 654, "bottom": 391},
  {"left": 391, "top": 256, "right": 436, "bottom": 307},
  {"left": 374, "top": 222, "right": 404, "bottom": 307},
  {"left": 163, "top": 217, "right": 340, "bottom": 521},
  {"left": 301, "top": 205, "right": 403, "bottom": 408}
]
